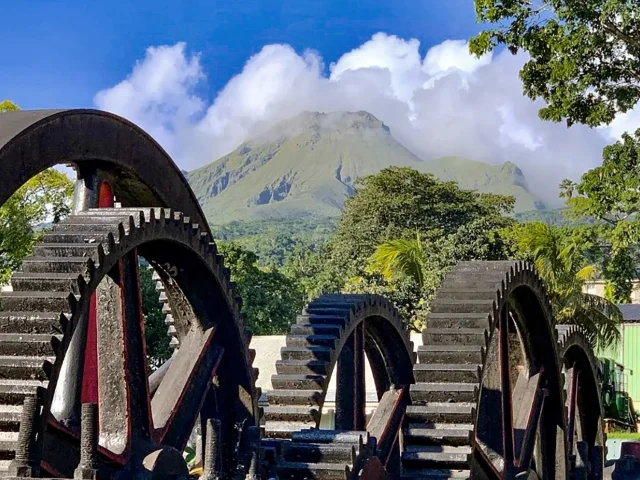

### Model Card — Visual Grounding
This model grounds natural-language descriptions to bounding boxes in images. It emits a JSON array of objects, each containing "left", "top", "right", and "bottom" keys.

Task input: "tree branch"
[{"left": 602, "top": 19, "right": 640, "bottom": 56}]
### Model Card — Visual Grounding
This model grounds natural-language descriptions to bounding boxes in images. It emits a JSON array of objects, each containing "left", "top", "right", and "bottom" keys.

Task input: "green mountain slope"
[
  {"left": 419, "top": 157, "right": 544, "bottom": 213},
  {"left": 187, "top": 111, "right": 545, "bottom": 224}
]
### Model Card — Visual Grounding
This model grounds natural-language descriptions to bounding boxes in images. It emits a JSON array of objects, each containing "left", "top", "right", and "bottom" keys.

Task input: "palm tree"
[
  {"left": 511, "top": 222, "right": 622, "bottom": 350},
  {"left": 367, "top": 232, "right": 427, "bottom": 288}
]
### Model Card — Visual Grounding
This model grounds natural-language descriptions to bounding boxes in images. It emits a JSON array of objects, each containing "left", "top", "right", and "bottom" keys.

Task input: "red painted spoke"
[
  {"left": 118, "top": 249, "right": 153, "bottom": 441},
  {"left": 82, "top": 181, "right": 114, "bottom": 408},
  {"left": 151, "top": 325, "right": 221, "bottom": 451},
  {"left": 94, "top": 248, "right": 152, "bottom": 457},
  {"left": 513, "top": 369, "right": 546, "bottom": 470},
  {"left": 498, "top": 306, "right": 515, "bottom": 475}
]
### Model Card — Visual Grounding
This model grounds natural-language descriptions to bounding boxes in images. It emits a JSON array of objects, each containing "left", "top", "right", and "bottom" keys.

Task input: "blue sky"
[
  {"left": 1, "top": 0, "right": 479, "bottom": 109},
  {"left": 2, "top": 1, "right": 633, "bottom": 203}
]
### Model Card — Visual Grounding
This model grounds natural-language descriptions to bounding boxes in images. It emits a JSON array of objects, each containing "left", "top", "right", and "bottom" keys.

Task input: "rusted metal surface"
[
  {"left": 0, "top": 209, "right": 259, "bottom": 478},
  {"left": 0, "top": 109, "right": 209, "bottom": 233}
]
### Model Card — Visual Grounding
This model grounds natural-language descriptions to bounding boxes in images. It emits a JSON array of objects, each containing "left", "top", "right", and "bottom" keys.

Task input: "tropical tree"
[
  {"left": 368, "top": 232, "right": 427, "bottom": 288},
  {"left": 220, "top": 242, "right": 305, "bottom": 334},
  {"left": 506, "top": 222, "right": 622, "bottom": 349},
  {"left": 470, "top": 0, "right": 640, "bottom": 128}
]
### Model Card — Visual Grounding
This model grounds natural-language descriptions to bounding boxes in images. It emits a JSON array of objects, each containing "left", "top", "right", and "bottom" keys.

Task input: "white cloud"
[
  {"left": 94, "top": 33, "right": 626, "bottom": 206},
  {"left": 94, "top": 42, "right": 205, "bottom": 156}
]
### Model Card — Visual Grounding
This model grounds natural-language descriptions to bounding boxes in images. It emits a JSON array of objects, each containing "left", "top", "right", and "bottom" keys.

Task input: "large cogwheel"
[
  {"left": 402, "top": 261, "right": 568, "bottom": 479},
  {"left": 0, "top": 208, "right": 259, "bottom": 478},
  {"left": 556, "top": 324, "right": 605, "bottom": 478}
]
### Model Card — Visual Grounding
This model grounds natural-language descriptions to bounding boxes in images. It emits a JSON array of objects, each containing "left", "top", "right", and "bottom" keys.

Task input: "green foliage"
[
  {"left": 504, "top": 222, "right": 622, "bottom": 349},
  {"left": 139, "top": 264, "right": 172, "bottom": 370},
  {"left": 0, "top": 170, "right": 74, "bottom": 285},
  {"left": 561, "top": 129, "right": 640, "bottom": 301},
  {"left": 368, "top": 233, "right": 428, "bottom": 288},
  {"left": 284, "top": 167, "right": 516, "bottom": 331},
  {"left": 330, "top": 167, "right": 515, "bottom": 270},
  {"left": 219, "top": 242, "right": 305, "bottom": 334},
  {"left": 0, "top": 100, "right": 19, "bottom": 112},
  {"left": 212, "top": 217, "right": 338, "bottom": 267},
  {"left": 471, "top": 0, "right": 640, "bottom": 127}
]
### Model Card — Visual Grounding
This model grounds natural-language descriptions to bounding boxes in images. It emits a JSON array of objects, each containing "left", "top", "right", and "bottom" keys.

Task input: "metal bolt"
[
  {"left": 8, "top": 395, "right": 41, "bottom": 477},
  {"left": 244, "top": 426, "right": 261, "bottom": 480},
  {"left": 202, "top": 418, "right": 221, "bottom": 480},
  {"left": 74, "top": 403, "right": 98, "bottom": 479}
]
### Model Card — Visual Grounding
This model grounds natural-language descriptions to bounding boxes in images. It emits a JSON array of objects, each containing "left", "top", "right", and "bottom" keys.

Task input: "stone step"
[
  {"left": 0, "top": 355, "right": 53, "bottom": 381},
  {"left": 51, "top": 223, "right": 118, "bottom": 233},
  {"left": 277, "top": 461, "right": 351, "bottom": 480},
  {"left": 32, "top": 243, "right": 98, "bottom": 258},
  {"left": 0, "top": 334, "right": 58, "bottom": 357},
  {"left": 402, "top": 445, "right": 472, "bottom": 469},
  {"left": 401, "top": 468, "right": 471, "bottom": 479},
  {"left": 0, "top": 379, "right": 47, "bottom": 405},
  {"left": 290, "top": 324, "right": 342, "bottom": 337},
  {"left": 264, "top": 421, "right": 310, "bottom": 439},
  {"left": 41, "top": 231, "right": 111, "bottom": 244},
  {"left": 0, "top": 405, "right": 23, "bottom": 432},
  {"left": 403, "top": 423, "right": 473, "bottom": 446},
  {"left": 296, "top": 315, "right": 347, "bottom": 326},
  {"left": 432, "top": 289, "right": 500, "bottom": 301}
]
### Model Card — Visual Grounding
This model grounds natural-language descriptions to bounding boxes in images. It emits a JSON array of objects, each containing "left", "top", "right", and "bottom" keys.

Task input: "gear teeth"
[
  {"left": 50, "top": 336, "right": 62, "bottom": 356},
  {"left": 0, "top": 207, "right": 262, "bottom": 470},
  {"left": 42, "top": 360, "right": 54, "bottom": 379},
  {"left": 265, "top": 294, "right": 413, "bottom": 476},
  {"left": 404, "top": 260, "right": 568, "bottom": 478}
]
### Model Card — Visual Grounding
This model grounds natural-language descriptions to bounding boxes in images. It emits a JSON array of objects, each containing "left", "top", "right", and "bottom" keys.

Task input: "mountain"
[{"left": 186, "top": 111, "right": 545, "bottom": 224}]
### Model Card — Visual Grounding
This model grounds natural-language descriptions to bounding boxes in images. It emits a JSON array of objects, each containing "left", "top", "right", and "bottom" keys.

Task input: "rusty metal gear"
[
  {"left": 402, "top": 261, "right": 569, "bottom": 479},
  {"left": 262, "top": 294, "right": 416, "bottom": 479},
  {"left": 0, "top": 208, "right": 259, "bottom": 478},
  {"left": 556, "top": 325, "right": 605, "bottom": 479}
]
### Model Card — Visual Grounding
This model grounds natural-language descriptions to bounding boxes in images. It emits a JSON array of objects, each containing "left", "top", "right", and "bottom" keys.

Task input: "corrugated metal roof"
[{"left": 617, "top": 304, "right": 640, "bottom": 323}]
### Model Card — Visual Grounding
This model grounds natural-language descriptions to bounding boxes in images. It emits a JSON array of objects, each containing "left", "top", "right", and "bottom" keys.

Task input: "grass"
[{"left": 607, "top": 431, "right": 640, "bottom": 440}]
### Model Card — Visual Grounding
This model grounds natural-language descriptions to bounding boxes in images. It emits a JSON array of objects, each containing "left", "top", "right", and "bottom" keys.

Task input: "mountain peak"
[{"left": 186, "top": 114, "right": 545, "bottom": 224}]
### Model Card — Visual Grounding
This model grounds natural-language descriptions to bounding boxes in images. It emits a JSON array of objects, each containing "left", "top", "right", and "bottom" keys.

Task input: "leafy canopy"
[
  {"left": 285, "top": 167, "right": 516, "bottom": 330},
  {"left": 561, "top": 129, "right": 640, "bottom": 302},
  {"left": 220, "top": 242, "right": 304, "bottom": 335},
  {"left": 505, "top": 222, "right": 622, "bottom": 349},
  {"left": 470, "top": 0, "right": 640, "bottom": 127}
]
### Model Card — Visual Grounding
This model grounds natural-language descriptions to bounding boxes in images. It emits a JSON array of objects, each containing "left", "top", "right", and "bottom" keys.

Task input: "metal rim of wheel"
[
  {"left": 263, "top": 294, "right": 416, "bottom": 479},
  {"left": 556, "top": 324, "right": 605, "bottom": 478},
  {"left": 0, "top": 208, "right": 259, "bottom": 477},
  {"left": 403, "top": 261, "right": 569, "bottom": 480}
]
